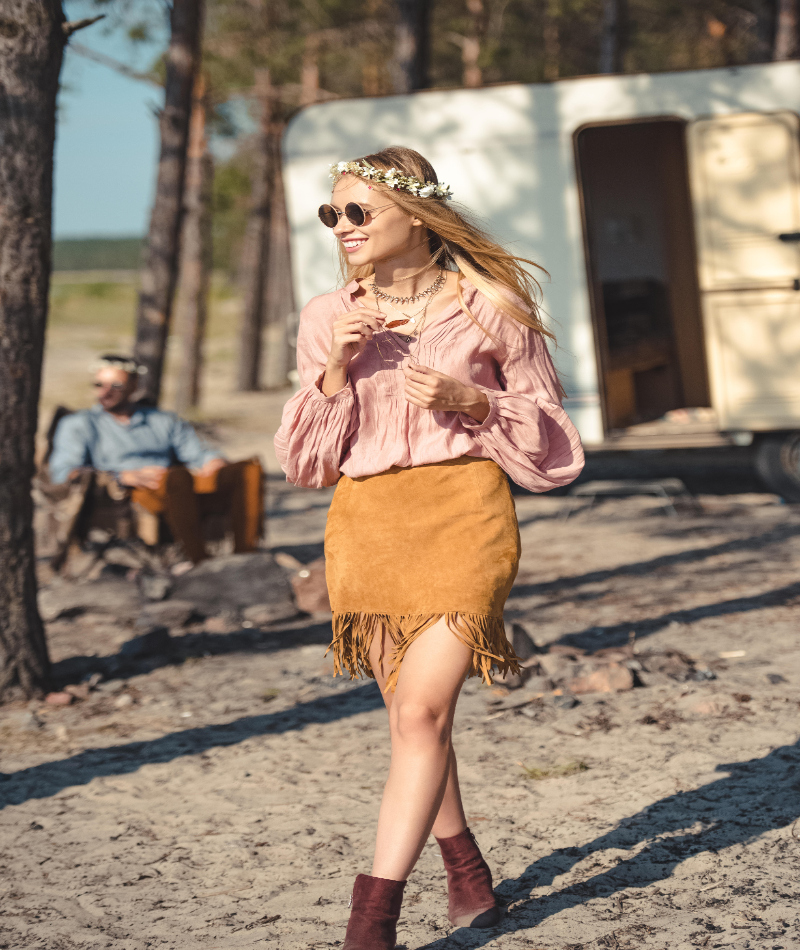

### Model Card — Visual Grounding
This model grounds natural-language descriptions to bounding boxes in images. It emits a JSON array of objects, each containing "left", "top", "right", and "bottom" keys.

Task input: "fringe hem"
[{"left": 326, "top": 612, "right": 520, "bottom": 692}]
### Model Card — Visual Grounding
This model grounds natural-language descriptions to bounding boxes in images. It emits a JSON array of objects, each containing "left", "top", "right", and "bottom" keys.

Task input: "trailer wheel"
[{"left": 755, "top": 433, "right": 800, "bottom": 502}]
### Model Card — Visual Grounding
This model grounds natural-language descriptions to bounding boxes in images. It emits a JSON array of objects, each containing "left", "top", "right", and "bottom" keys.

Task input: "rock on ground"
[
  {"left": 37, "top": 576, "right": 142, "bottom": 622},
  {"left": 170, "top": 551, "right": 296, "bottom": 618}
]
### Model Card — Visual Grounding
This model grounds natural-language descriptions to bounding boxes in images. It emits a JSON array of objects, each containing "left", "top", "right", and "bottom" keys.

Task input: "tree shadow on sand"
[
  {"left": 0, "top": 680, "right": 383, "bottom": 809},
  {"left": 50, "top": 617, "right": 335, "bottom": 688},
  {"left": 418, "top": 738, "right": 800, "bottom": 948},
  {"left": 510, "top": 523, "right": 800, "bottom": 602},
  {"left": 540, "top": 580, "right": 800, "bottom": 653}
]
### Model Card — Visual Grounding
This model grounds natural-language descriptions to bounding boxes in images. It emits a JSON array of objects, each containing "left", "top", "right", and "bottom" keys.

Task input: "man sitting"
[{"left": 49, "top": 354, "right": 263, "bottom": 564}]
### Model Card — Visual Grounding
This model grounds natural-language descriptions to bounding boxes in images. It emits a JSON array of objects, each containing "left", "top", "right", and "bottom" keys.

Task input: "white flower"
[{"left": 326, "top": 160, "right": 454, "bottom": 199}]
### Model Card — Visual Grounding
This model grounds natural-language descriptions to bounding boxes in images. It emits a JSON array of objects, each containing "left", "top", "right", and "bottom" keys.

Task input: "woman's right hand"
[
  {"left": 322, "top": 307, "right": 384, "bottom": 396},
  {"left": 327, "top": 307, "right": 385, "bottom": 369}
]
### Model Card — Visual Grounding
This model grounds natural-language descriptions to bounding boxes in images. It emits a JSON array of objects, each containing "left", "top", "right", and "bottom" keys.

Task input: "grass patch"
[
  {"left": 49, "top": 280, "right": 137, "bottom": 329},
  {"left": 518, "top": 760, "right": 589, "bottom": 780},
  {"left": 53, "top": 236, "right": 143, "bottom": 271}
]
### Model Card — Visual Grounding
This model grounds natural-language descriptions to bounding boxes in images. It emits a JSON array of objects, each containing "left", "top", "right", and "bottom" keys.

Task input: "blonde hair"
[{"left": 335, "top": 145, "right": 553, "bottom": 342}]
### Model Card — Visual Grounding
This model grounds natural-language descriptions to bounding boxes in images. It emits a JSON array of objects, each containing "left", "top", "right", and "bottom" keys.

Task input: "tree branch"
[
  {"left": 69, "top": 41, "right": 162, "bottom": 87},
  {"left": 62, "top": 15, "right": 105, "bottom": 38}
]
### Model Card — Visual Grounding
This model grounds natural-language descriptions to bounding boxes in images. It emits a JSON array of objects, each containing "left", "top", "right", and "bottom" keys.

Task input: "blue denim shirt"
[{"left": 49, "top": 404, "right": 221, "bottom": 484}]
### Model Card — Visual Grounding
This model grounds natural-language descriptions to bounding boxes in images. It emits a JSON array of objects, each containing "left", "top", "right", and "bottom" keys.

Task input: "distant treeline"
[{"left": 53, "top": 237, "right": 144, "bottom": 271}]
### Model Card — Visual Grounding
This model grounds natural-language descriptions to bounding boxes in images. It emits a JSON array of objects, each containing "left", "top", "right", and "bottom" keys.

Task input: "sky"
[{"left": 54, "top": 5, "right": 166, "bottom": 239}]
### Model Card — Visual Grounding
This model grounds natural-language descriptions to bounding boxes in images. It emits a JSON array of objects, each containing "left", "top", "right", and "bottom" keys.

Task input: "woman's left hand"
[{"left": 402, "top": 362, "right": 491, "bottom": 423}]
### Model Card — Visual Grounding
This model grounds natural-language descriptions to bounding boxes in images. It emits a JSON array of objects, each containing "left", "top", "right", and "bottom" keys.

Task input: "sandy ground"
[
  {"left": 5, "top": 277, "right": 798, "bottom": 948},
  {"left": 2, "top": 469, "right": 800, "bottom": 949}
]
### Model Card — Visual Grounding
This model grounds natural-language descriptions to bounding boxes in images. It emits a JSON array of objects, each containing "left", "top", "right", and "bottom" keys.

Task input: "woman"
[{"left": 275, "top": 146, "right": 584, "bottom": 948}]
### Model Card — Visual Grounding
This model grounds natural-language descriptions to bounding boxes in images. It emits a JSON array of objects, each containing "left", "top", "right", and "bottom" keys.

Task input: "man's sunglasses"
[
  {"left": 93, "top": 381, "right": 127, "bottom": 390},
  {"left": 318, "top": 202, "right": 394, "bottom": 228}
]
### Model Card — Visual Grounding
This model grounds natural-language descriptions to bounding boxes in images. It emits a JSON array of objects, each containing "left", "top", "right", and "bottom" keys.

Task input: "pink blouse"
[{"left": 274, "top": 279, "right": 585, "bottom": 492}]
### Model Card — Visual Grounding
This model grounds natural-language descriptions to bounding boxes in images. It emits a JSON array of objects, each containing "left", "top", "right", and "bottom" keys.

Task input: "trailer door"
[{"left": 688, "top": 111, "right": 800, "bottom": 430}]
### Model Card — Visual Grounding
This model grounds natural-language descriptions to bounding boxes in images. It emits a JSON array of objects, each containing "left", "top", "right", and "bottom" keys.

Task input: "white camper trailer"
[{"left": 282, "top": 62, "right": 800, "bottom": 498}]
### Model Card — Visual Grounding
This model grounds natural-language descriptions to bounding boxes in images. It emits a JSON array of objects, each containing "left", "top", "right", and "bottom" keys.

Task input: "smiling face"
[
  {"left": 94, "top": 365, "right": 137, "bottom": 411},
  {"left": 330, "top": 175, "right": 425, "bottom": 268}
]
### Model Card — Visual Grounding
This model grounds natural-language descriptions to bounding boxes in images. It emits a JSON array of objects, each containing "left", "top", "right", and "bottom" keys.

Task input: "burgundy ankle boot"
[
  {"left": 436, "top": 828, "right": 503, "bottom": 929},
  {"left": 342, "top": 873, "right": 406, "bottom": 949}
]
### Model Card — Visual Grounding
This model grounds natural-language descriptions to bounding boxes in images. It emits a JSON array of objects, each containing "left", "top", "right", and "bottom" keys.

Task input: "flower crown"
[
  {"left": 90, "top": 357, "right": 147, "bottom": 375},
  {"left": 329, "top": 160, "right": 453, "bottom": 200}
]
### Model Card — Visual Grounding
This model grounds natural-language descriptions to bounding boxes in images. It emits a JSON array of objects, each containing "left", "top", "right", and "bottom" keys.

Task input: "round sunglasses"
[{"left": 318, "top": 202, "right": 394, "bottom": 229}]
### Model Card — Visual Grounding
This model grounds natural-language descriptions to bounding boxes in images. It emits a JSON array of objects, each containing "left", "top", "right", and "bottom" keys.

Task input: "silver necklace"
[
  {"left": 370, "top": 268, "right": 445, "bottom": 307},
  {"left": 374, "top": 282, "right": 442, "bottom": 362}
]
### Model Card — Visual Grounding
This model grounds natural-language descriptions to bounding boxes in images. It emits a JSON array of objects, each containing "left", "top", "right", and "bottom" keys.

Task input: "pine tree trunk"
[
  {"left": 774, "top": 0, "right": 798, "bottom": 60},
  {"left": 599, "top": 0, "right": 627, "bottom": 74},
  {"left": 463, "top": 0, "right": 486, "bottom": 88},
  {"left": 134, "top": 0, "right": 203, "bottom": 405},
  {"left": 175, "top": 73, "right": 213, "bottom": 414},
  {"left": 237, "top": 71, "right": 275, "bottom": 393},
  {"left": 301, "top": 34, "right": 320, "bottom": 105},
  {"left": 0, "top": 0, "right": 65, "bottom": 701},
  {"left": 392, "top": 0, "right": 431, "bottom": 92},
  {"left": 543, "top": 0, "right": 560, "bottom": 81},
  {"left": 261, "top": 138, "right": 296, "bottom": 391},
  {"left": 753, "top": 2, "right": 776, "bottom": 61}
]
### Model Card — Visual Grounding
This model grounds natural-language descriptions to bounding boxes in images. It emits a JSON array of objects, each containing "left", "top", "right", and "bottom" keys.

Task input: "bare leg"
[
  {"left": 370, "top": 630, "right": 468, "bottom": 843},
  {"left": 431, "top": 747, "right": 468, "bottom": 840},
  {"left": 367, "top": 618, "right": 472, "bottom": 881}
]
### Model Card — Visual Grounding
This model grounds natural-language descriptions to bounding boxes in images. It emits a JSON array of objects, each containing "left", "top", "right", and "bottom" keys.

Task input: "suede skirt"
[{"left": 324, "top": 456, "right": 522, "bottom": 691}]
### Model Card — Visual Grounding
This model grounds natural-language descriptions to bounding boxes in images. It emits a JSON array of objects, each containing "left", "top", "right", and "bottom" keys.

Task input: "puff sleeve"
[
  {"left": 460, "top": 324, "right": 585, "bottom": 493},
  {"left": 274, "top": 295, "right": 358, "bottom": 488}
]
